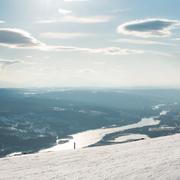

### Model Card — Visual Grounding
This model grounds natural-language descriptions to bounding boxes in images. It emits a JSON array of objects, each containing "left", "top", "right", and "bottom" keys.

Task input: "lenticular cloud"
[{"left": 117, "top": 18, "right": 180, "bottom": 38}]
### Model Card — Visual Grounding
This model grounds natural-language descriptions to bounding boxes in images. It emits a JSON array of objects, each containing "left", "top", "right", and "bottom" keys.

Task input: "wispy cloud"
[
  {"left": 0, "top": 59, "right": 21, "bottom": 72},
  {"left": 0, "top": 28, "right": 143, "bottom": 56},
  {"left": 0, "top": 28, "right": 42, "bottom": 48},
  {"left": 40, "top": 32, "right": 94, "bottom": 39},
  {"left": 45, "top": 45, "right": 144, "bottom": 55},
  {"left": 64, "top": 0, "right": 88, "bottom": 2},
  {"left": 114, "top": 38, "right": 175, "bottom": 46},
  {"left": 110, "top": 8, "right": 131, "bottom": 14},
  {"left": 58, "top": 8, "right": 72, "bottom": 15},
  {"left": 37, "top": 15, "right": 113, "bottom": 24},
  {"left": 0, "top": 20, "right": 5, "bottom": 24},
  {"left": 117, "top": 18, "right": 180, "bottom": 38},
  {"left": 173, "top": 38, "right": 180, "bottom": 41}
]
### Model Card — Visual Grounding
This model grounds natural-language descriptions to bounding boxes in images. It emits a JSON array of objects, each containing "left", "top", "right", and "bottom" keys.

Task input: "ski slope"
[{"left": 1, "top": 134, "right": 180, "bottom": 180}]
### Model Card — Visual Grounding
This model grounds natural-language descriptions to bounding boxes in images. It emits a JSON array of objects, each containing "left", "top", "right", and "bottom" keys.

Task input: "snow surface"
[
  {"left": 110, "top": 134, "right": 149, "bottom": 143},
  {"left": 160, "top": 110, "right": 169, "bottom": 116},
  {"left": 41, "top": 116, "right": 160, "bottom": 152},
  {"left": 152, "top": 104, "right": 165, "bottom": 110},
  {"left": 1, "top": 134, "right": 180, "bottom": 180}
]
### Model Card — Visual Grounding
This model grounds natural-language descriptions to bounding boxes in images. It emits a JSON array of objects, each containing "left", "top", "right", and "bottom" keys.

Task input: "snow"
[
  {"left": 149, "top": 126, "right": 176, "bottom": 132},
  {"left": 1, "top": 134, "right": 180, "bottom": 180},
  {"left": 41, "top": 116, "right": 160, "bottom": 152},
  {"left": 160, "top": 110, "right": 169, "bottom": 116},
  {"left": 41, "top": 109, "right": 168, "bottom": 152},
  {"left": 110, "top": 134, "right": 149, "bottom": 143},
  {"left": 152, "top": 104, "right": 165, "bottom": 110},
  {"left": 7, "top": 152, "right": 23, "bottom": 157}
]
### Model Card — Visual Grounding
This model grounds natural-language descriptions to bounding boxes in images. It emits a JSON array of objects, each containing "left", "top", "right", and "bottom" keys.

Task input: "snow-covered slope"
[{"left": 1, "top": 134, "right": 180, "bottom": 180}]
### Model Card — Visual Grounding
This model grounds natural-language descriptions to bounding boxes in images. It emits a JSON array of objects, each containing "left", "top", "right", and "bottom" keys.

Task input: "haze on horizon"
[{"left": 0, "top": 0, "right": 180, "bottom": 88}]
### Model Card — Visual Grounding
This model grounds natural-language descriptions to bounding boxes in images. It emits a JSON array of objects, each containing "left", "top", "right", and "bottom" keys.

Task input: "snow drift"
[{"left": 1, "top": 134, "right": 180, "bottom": 180}]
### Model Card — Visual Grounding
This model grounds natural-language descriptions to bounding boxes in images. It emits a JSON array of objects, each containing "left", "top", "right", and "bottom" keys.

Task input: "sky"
[{"left": 0, "top": 0, "right": 180, "bottom": 88}]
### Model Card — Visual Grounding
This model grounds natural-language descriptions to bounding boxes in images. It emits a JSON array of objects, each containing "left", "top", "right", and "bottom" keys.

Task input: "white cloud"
[
  {"left": 64, "top": 0, "right": 88, "bottom": 2},
  {"left": 26, "top": 56, "right": 33, "bottom": 58},
  {"left": 36, "top": 20, "right": 59, "bottom": 24},
  {"left": 0, "top": 28, "right": 42, "bottom": 48},
  {"left": 117, "top": 18, "right": 180, "bottom": 38},
  {"left": 0, "top": 28, "right": 143, "bottom": 56},
  {"left": 0, "top": 20, "right": 5, "bottom": 23},
  {"left": 37, "top": 15, "right": 113, "bottom": 24},
  {"left": 111, "top": 8, "right": 131, "bottom": 14},
  {"left": 40, "top": 45, "right": 144, "bottom": 56},
  {"left": 40, "top": 32, "right": 94, "bottom": 39},
  {"left": 114, "top": 38, "right": 174, "bottom": 46},
  {"left": 58, "top": 8, "right": 72, "bottom": 15},
  {"left": 146, "top": 50, "right": 173, "bottom": 57},
  {"left": 0, "top": 59, "right": 21, "bottom": 72},
  {"left": 173, "top": 38, "right": 180, "bottom": 41},
  {"left": 0, "top": 59, "right": 20, "bottom": 65},
  {"left": 81, "top": 47, "right": 144, "bottom": 55}
]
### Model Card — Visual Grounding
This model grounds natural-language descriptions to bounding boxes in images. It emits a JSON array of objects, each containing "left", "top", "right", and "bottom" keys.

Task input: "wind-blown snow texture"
[{"left": 1, "top": 134, "right": 180, "bottom": 180}]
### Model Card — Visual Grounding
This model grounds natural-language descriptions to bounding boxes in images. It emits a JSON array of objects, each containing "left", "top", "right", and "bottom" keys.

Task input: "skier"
[{"left": 74, "top": 142, "right": 76, "bottom": 150}]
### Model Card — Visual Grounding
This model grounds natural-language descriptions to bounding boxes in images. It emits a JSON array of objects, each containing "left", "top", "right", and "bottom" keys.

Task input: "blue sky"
[{"left": 0, "top": 0, "right": 180, "bottom": 88}]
